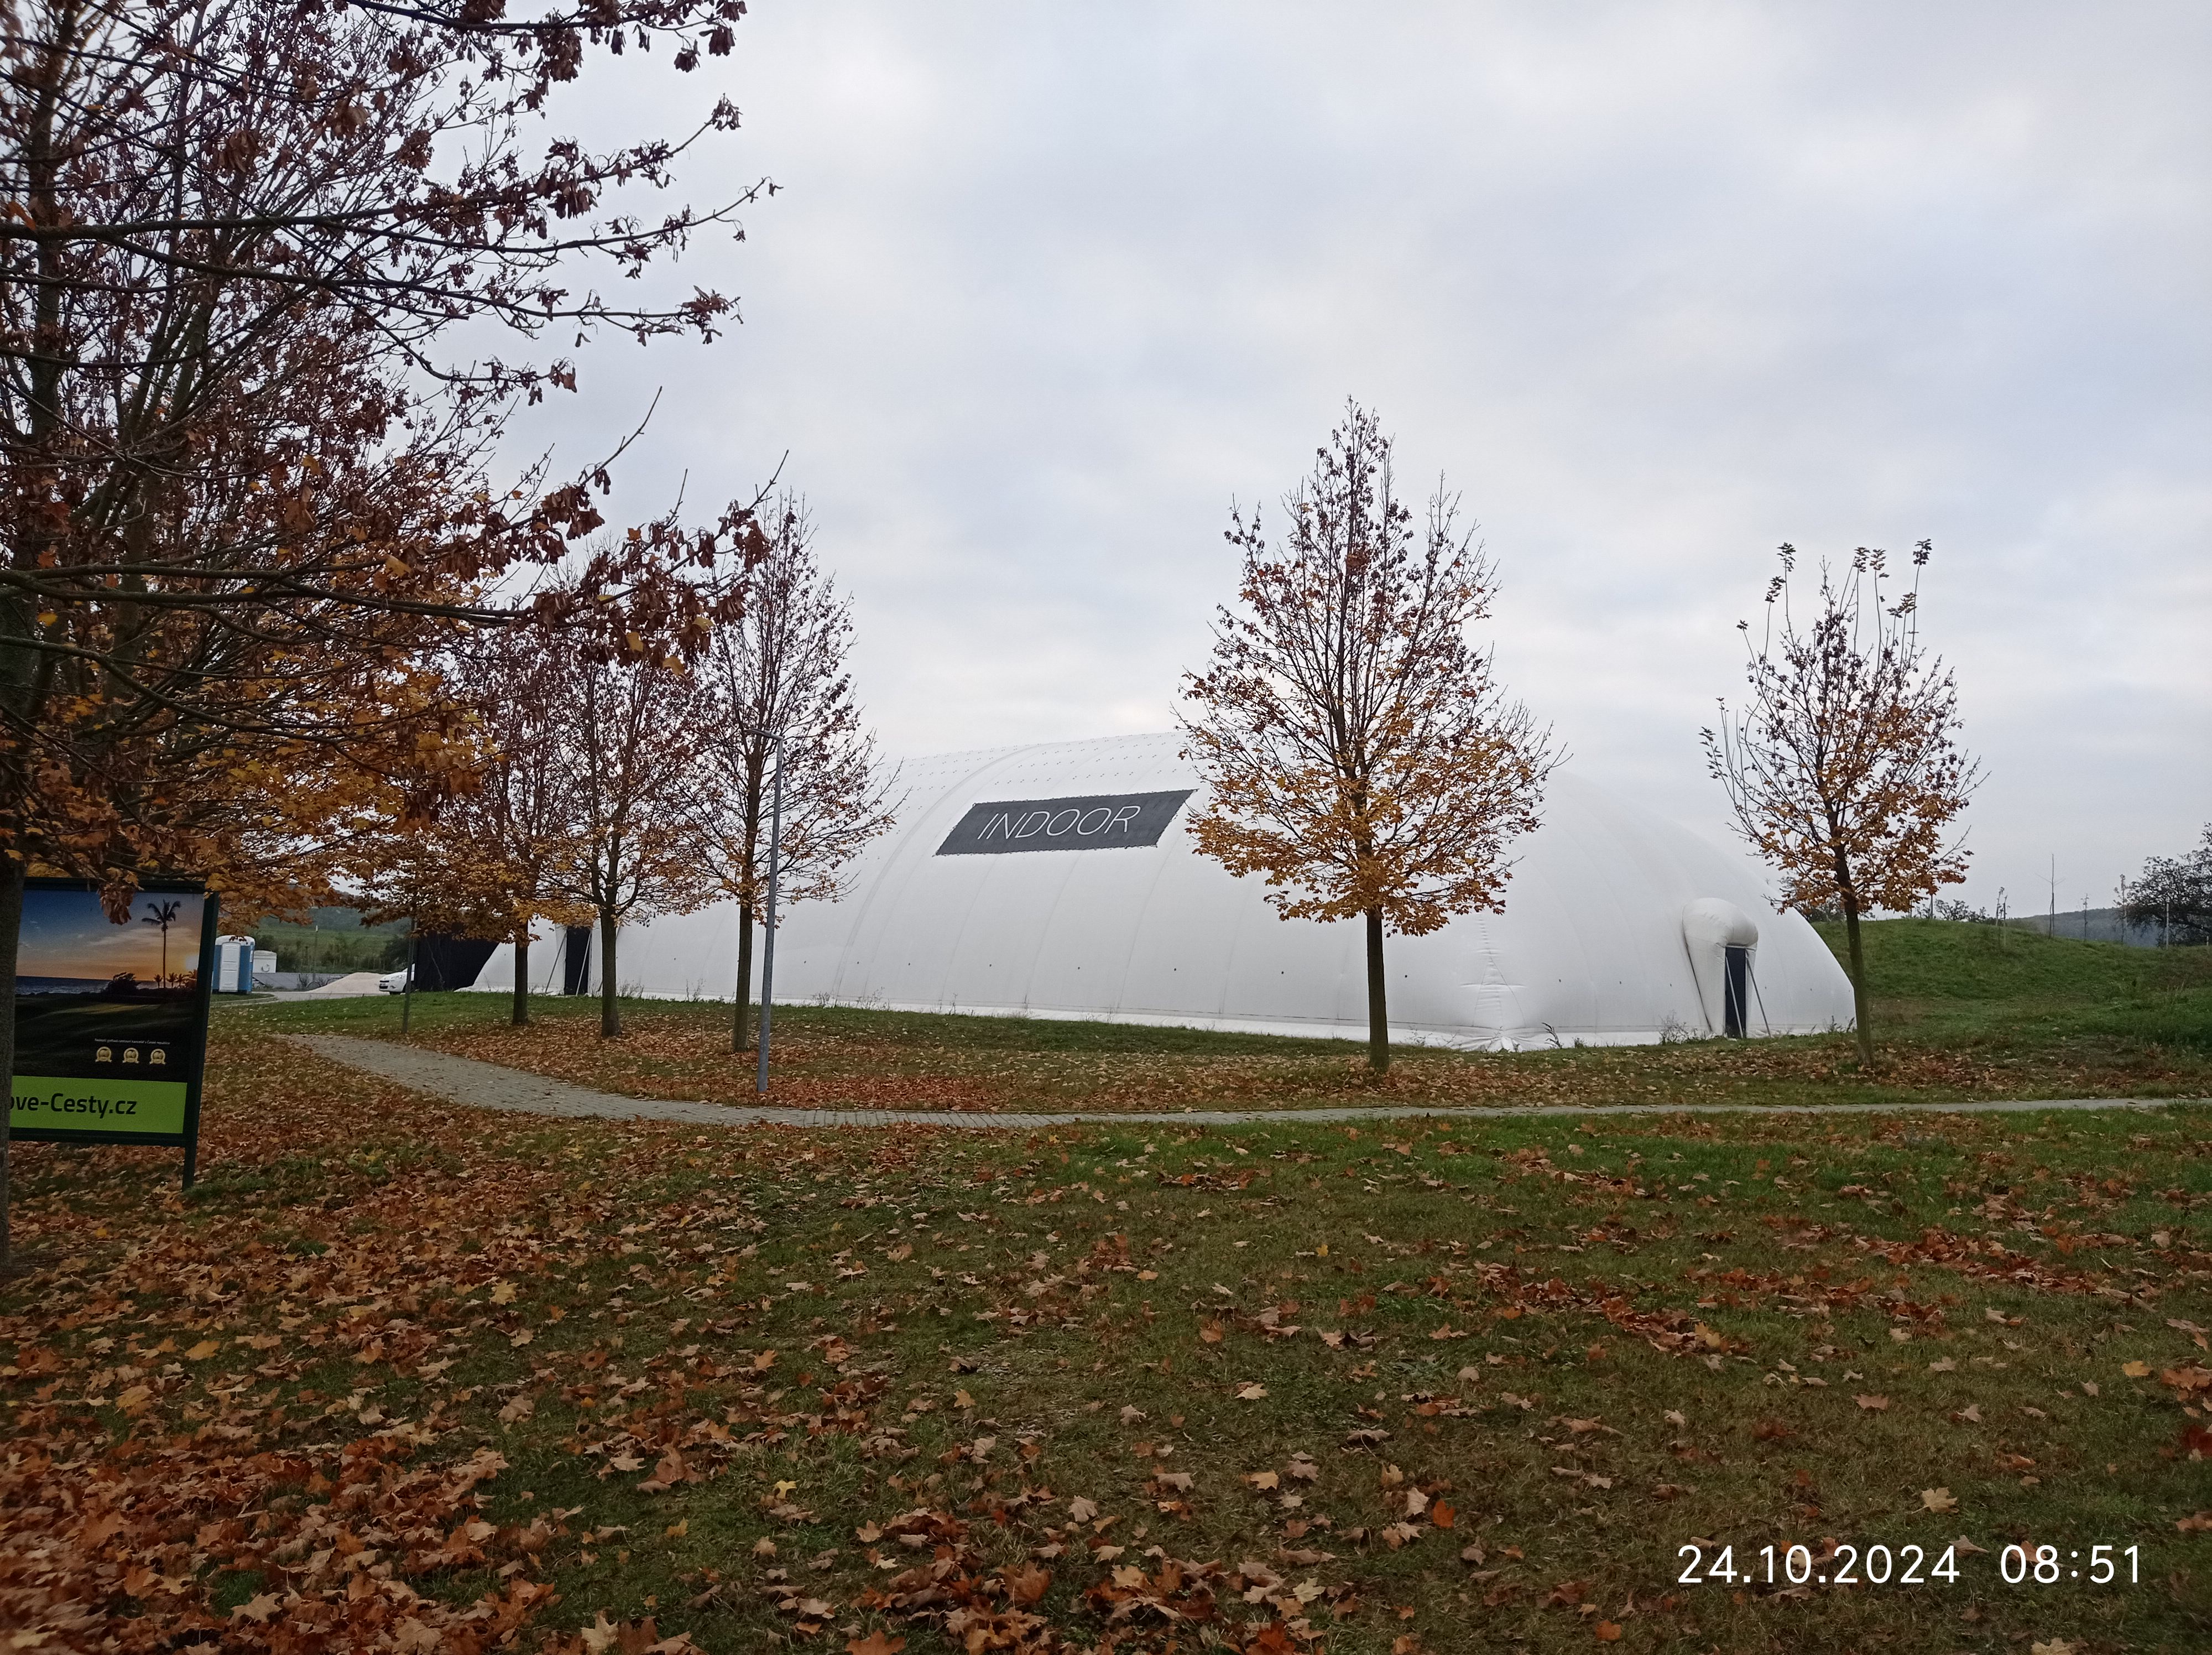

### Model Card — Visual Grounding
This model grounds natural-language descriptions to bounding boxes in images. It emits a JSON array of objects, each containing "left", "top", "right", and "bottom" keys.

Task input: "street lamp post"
[{"left": 755, "top": 733, "right": 786, "bottom": 1097}]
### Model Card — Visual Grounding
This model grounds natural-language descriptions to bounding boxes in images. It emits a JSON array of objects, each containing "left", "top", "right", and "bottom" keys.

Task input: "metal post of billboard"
[
  {"left": 182, "top": 896, "right": 216, "bottom": 1188},
  {"left": 755, "top": 732, "right": 785, "bottom": 1097}
]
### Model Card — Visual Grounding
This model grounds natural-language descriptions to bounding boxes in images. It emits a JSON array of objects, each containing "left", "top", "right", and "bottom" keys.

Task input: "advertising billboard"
[{"left": 9, "top": 878, "right": 216, "bottom": 1181}]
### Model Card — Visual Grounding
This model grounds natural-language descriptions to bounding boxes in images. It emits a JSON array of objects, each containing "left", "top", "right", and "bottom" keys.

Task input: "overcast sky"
[{"left": 510, "top": 1, "right": 2210, "bottom": 918}]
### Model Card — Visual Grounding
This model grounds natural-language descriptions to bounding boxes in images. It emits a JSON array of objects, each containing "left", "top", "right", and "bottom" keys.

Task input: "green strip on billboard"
[{"left": 11, "top": 1075, "right": 190, "bottom": 1136}]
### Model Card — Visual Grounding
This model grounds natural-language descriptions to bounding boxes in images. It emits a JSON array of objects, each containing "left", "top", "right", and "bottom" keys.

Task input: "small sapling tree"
[
  {"left": 1178, "top": 402, "right": 1555, "bottom": 1075},
  {"left": 548, "top": 642, "right": 718, "bottom": 1038},
  {"left": 1703, "top": 542, "right": 1979, "bottom": 1066},
  {"left": 698, "top": 499, "right": 898, "bottom": 1052}
]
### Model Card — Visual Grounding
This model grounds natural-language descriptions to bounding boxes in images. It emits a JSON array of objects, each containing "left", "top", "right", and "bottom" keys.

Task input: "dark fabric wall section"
[
  {"left": 413, "top": 936, "right": 500, "bottom": 993},
  {"left": 562, "top": 927, "right": 593, "bottom": 996}
]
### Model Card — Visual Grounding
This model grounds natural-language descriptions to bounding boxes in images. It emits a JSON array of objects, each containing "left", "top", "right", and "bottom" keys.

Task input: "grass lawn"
[
  {"left": 244, "top": 920, "right": 2212, "bottom": 1115},
  {"left": 3, "top": 1013, "right": 2209, "bottom": 1651}
]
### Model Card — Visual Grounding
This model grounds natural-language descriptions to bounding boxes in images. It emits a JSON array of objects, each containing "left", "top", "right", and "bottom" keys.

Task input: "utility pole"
[
  {"left": 754, "top": 732, "right": 785, "bottom": 1098},
  {"left": 2048, "top": 856, "right": 2056, "bottom": 940}
]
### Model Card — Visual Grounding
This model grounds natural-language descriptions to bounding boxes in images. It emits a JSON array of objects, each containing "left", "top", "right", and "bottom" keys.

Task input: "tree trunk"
[
  {"left": 1837, "top": 866, "right": 1875, "bottom": 1068},
  {"left": 731, "top": 902, "right": 755, "bottom": 1053},
  {"left": 598, "top": 910, "right": 622, "bottom": 1038},
  {"left": 512, "top": 930, "right": 531, "bottom": 1028},
  {"left": 0, "top": 856, "right": 22, "bottom": 1272},
  {"left": 1364, "top": 905, "right": 1390, "bottom": 1076}
]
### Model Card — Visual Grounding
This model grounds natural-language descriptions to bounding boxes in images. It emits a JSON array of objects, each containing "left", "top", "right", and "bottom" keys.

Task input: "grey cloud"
[{"left": 502, "top": 0, "right": 2210, "bottom": 913}]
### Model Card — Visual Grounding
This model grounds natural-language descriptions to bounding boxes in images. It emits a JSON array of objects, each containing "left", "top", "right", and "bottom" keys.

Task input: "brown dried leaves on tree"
[
  {"left": 1703, "top": 541, "right": 1979, "bottom": 1065},
  {"left": 1, "top": 0, "right": 769, "bottom": 896},
  {"left": 544, "top": 631, "right": 722, "bottom": 1039},
  {"left": 1178, "top": 403, "right": 1555, "bottom": 1074}
]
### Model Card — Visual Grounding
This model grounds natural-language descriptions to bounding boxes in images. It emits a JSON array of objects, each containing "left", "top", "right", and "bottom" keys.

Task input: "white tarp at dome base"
[{"left": 467, "top": 732, "right": 1857, "bottom": 1048}]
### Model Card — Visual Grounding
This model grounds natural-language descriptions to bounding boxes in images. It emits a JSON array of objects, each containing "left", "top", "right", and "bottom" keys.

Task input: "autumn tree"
[
  {"left": 697, "top": 498, "right": 898, "bottom": 1052},
  {"left": 434, "top": 627, "right": 595, "bottom": 1026},
  {"left": 1178, "top": 402, "right": 1556, "bottom": 1075},
  {"left": 0, "top": 0, "right": 768, "bottom": 1268},
  {"left": 546, "top": 644, "right": 717, "bottom": 1038},
  {"left": 2123, "top": 824, "right": 2212, "bottom": 947},
  {"left": 1703, "top": 542, "right": 1979, "bottom": 1065}
]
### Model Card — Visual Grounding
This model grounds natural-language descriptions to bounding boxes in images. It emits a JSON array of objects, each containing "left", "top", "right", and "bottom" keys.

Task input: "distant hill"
[
  {"left": 2004, "top": 907, "right": 2169, "bottom": 949},
  {"left": 252, "top": 910, "right": 409, "bottom": 974}
]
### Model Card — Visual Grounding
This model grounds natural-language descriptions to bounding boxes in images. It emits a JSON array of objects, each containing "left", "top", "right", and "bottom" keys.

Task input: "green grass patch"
[
  {"left": 232, "top": 921, "right": 2212, "bottom": 1117},
  {"left": 7, "top": 1023, "right": 2209, "bottom": 1652}
]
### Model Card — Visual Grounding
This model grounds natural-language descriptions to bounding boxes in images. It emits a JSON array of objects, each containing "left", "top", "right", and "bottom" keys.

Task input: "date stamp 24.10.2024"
[{"left": 1677, "top": 1540, "right": 2142, "bottom": 1590}]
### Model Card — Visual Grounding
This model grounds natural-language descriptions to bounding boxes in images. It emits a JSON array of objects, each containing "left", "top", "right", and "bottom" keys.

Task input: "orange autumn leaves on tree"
[
  {"left": 1178, "top": 403, "right": 1555, "bottom": 1075},
  {"left": 1703, "top": 541, "right": 1979, "bottom": 1066}
]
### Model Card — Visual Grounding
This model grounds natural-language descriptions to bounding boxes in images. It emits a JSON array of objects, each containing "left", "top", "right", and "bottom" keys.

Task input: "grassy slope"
[
  {"left": 1815, "top": 918, "right": 2212, "bottom": 1012},
  {"left": 4, "top": 1029, "right": 2208, "bottom": 1653}
]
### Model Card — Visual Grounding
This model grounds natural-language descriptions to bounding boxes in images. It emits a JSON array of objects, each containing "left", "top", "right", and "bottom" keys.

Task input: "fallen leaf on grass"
[
  {"left": 1235, "top": 1382, "right": 1267, "bottom": 1401},
  {"left": 2177, "top": 1512, "right": 2212, "bottom": 1533},
  {"left": 1855, "top": 1394, "right": 1890, "bottom": 1411},
  {"left": 1921, "top": 1487, "right": 1959, "bottom": 1513},
  {"left": 638, "top": 1449, "right": 688, "bottom": 1493},
  {"left": 2123, "top": 1360, "right": 2151, "bottom": 1378},
  {"left": 1595, "top": 1624, "right": 1623, "bottom": 1643},
  {"left": 847, "top": 1633, "right": 905, "bottom": 1655}
]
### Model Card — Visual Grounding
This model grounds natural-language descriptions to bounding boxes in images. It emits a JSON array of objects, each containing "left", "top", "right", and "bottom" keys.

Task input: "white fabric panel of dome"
[{"left": 465, "top": 731, "right": 1856, "bottom": 1049}]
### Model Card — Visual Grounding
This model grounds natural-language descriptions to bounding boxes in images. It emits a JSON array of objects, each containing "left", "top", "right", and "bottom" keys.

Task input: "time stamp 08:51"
[{"left": 1677, "top": 1541, "right": 2143, "bottom": 1589}]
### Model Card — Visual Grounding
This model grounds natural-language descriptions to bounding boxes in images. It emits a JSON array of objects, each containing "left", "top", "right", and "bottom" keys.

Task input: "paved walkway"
[{"left": 296, "top": 1035, "right": 2200, "bottom": 1132}]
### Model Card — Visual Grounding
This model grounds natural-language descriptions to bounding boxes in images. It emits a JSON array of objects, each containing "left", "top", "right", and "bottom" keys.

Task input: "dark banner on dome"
[{"left": 936, "top": 789, "right": 1195, "bottom": 856}]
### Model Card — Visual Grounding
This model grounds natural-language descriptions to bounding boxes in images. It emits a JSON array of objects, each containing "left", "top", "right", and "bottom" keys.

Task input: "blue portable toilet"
[{"left": 214, "top": 935, "right": 255, "bottom": 993}]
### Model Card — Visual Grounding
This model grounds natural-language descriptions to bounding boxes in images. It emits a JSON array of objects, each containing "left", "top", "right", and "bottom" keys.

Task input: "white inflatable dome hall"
[{"left": 468, "top": 731, "right": 1855, "bottom": 1049}]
